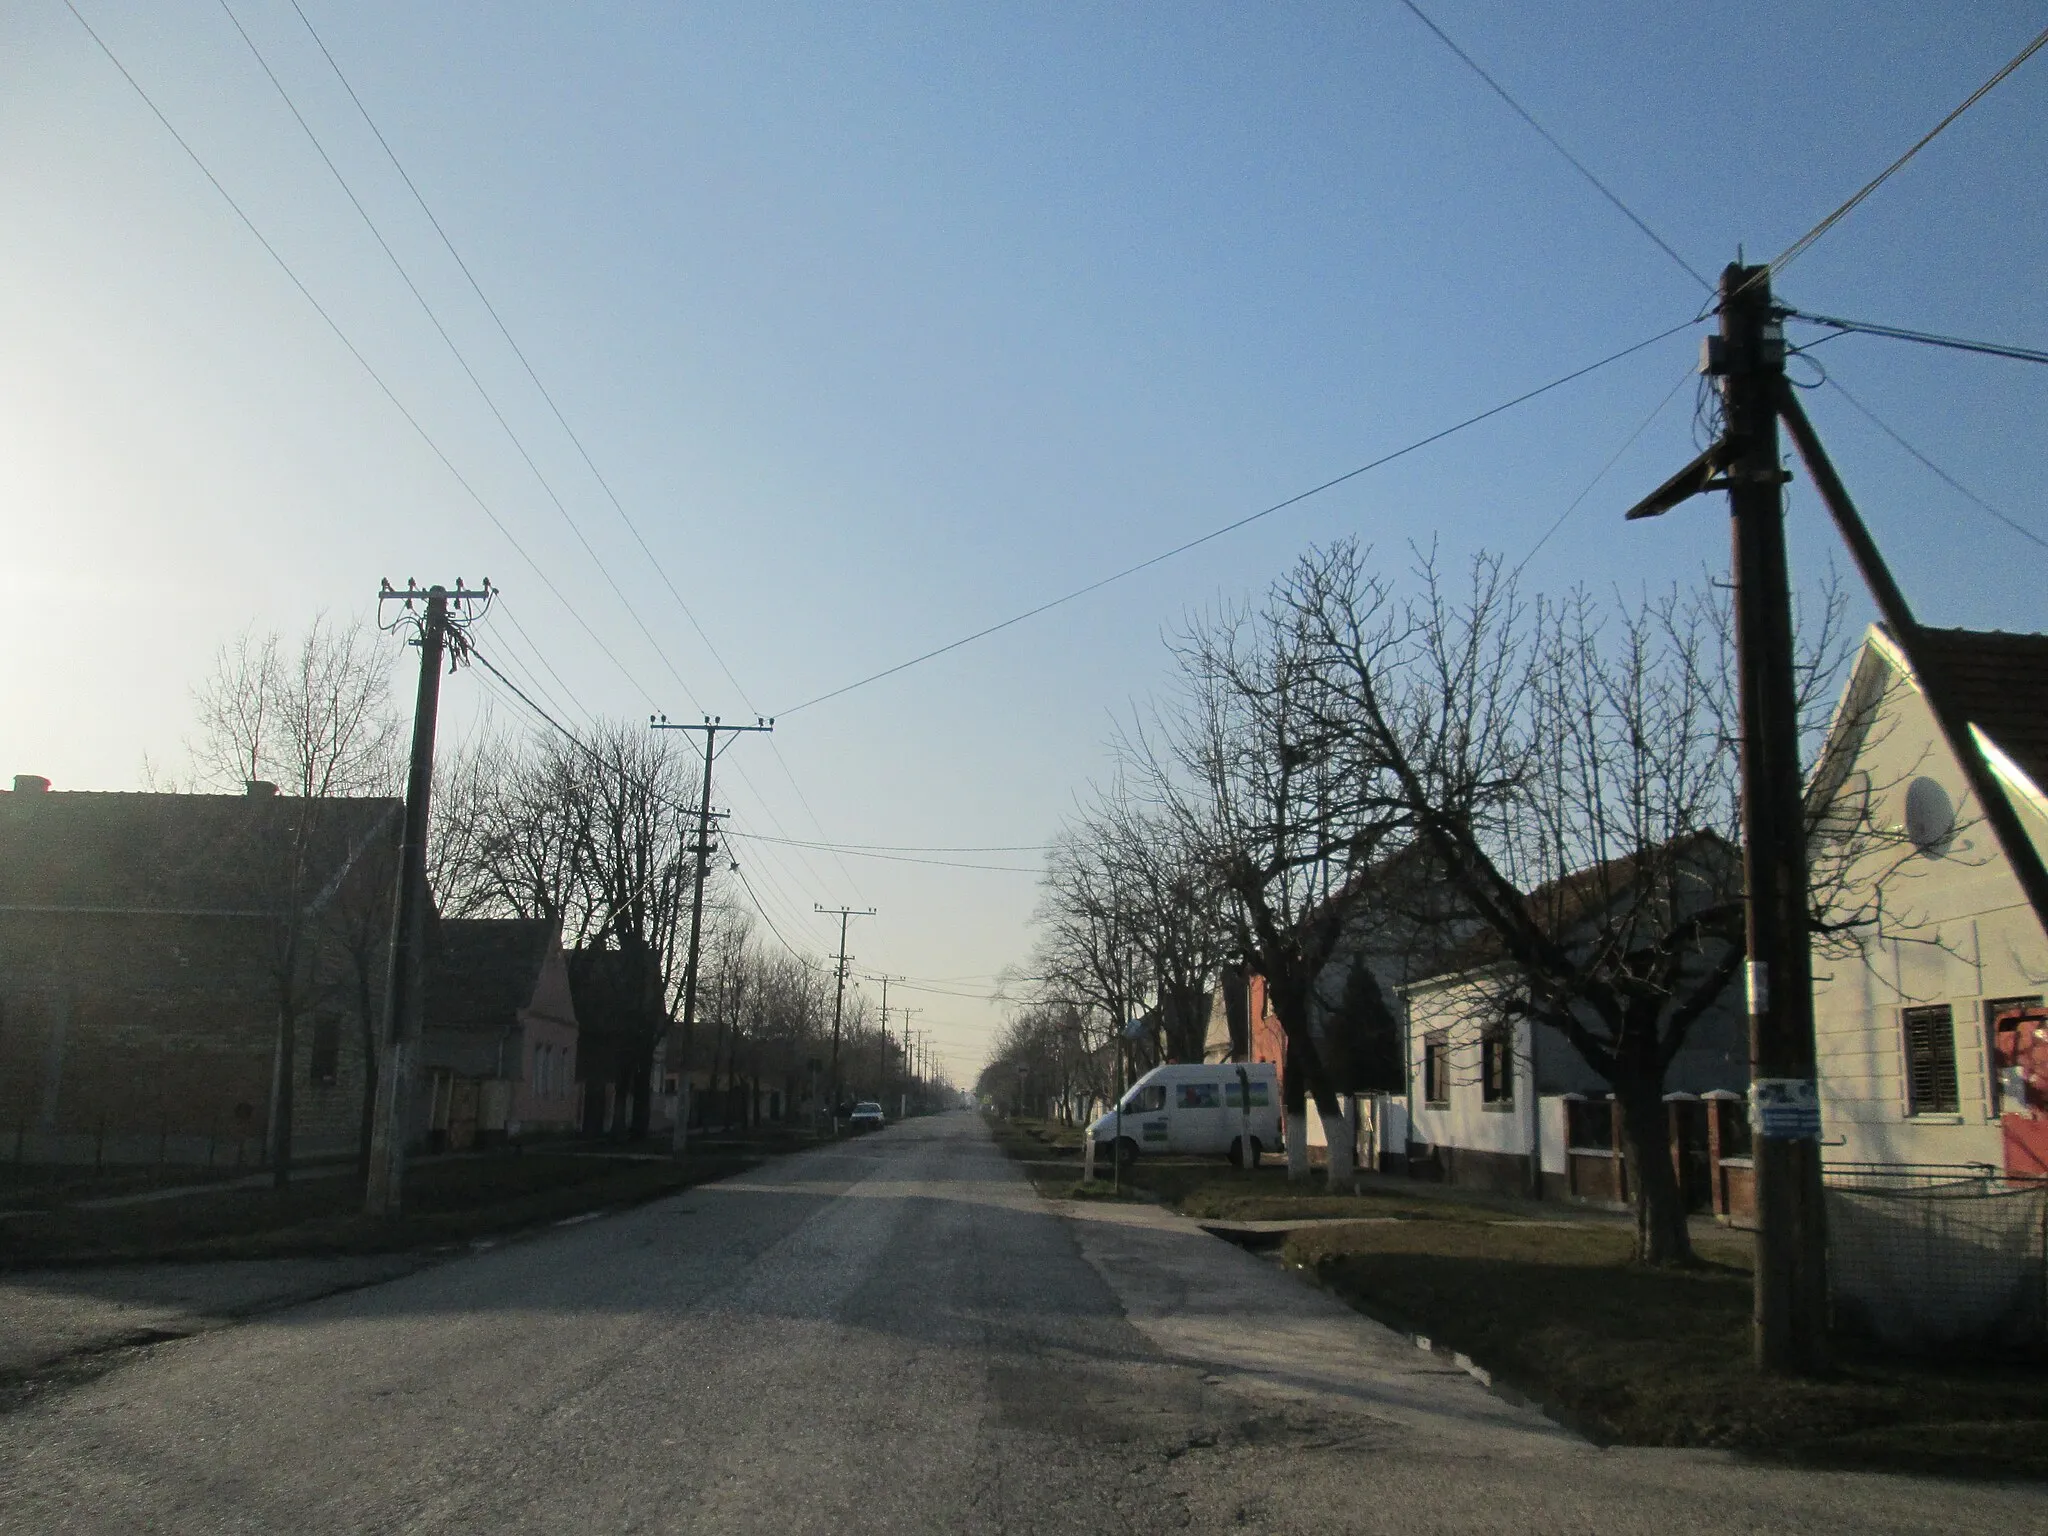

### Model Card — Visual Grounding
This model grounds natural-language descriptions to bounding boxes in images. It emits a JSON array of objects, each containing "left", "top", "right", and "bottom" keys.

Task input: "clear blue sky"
[{"left": 4, "top": 2, "right": 2044, "bottom": 1076}]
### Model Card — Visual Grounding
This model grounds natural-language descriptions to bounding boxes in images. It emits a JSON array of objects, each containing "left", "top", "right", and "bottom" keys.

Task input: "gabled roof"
[
  {"left": 0, "top": 789, "right": 401, "bottom": 914},
  {"left": 1915, "top": 627, "right": 2048, "bottom": 797},
  {"left": 426, "top": 918, "right": 558, "bottom": 1032},
  {"left": 1407, "top": 831, "right": 1738, "bottom": 989}
]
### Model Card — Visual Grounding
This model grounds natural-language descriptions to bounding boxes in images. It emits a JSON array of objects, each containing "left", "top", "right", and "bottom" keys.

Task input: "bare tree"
[
  {"left": 191, "top": 616, "right": 401, "bottom": 1187},
  {"left": 1277, "top": 543, "right": 1853, "bottom": 1263},
  {"left": 1090, "top": 788, "right": 1234, "bottom": 1067},
  {"left": 1028, "top": 827, "right": 1148, "bottom": 1108},
  {"left": 1137, "top": 576, "right": 1411, "bottom": 1184}
]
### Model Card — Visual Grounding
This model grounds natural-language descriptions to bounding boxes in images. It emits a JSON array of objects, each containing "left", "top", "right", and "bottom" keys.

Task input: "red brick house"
[{"left": 0, "top": 775, "right": 401, "bottom": 1166}]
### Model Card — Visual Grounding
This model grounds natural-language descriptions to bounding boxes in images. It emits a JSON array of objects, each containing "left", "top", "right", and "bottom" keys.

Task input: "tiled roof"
[
  {"left": 426, "top": 918, "right": 556, "bottom": 1032},
  {"left": 1916, "top": 627, "right": 2048, "bottom": 794},
  {"left": 1410, "top": 831, "right": 1737, "bottom": 984},
  {"left": 0, "top": 790, "right": 400, "bottom": 913}
]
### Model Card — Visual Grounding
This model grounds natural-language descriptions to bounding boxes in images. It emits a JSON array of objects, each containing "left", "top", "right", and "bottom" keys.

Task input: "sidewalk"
[
  {"left": 0, "top": 1255, "right": 428, "bottom": 1380},
  {"left": 1051, "top": 1192, "right": 1582, "bottom": 1454}
]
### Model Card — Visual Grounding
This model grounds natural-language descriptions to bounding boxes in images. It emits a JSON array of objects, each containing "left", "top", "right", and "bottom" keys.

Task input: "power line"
[
  {"left": 1770, "top": 21, "right": 2048, "bottom": 276},
  {"left": 1821, "top": 376, "right": 2048, "bottom": 554},
  {"left": 776, "top": 317, "right": 1698, "bottom": 717},
  {"left": 719, "top": 832, "right": 1038, "bottom": 873},
  {"left": 1514, "top": 364, "right": 1696, "bottom": 574},
  {"left": 283, "top": 0, "right": 750, "bottom": 709},
  {"left": 469, "top": 639, "right": 839, "bottom": 959},
  {"left": 730, "top": 862, "right": 813, "bottom": 964},
  {"left": 62, "top": 0, "right": 664, "bottom": 715},
  {"left": 154, "top": 1, "right": 858, "bottom": 926},
  {"left": 281, "top": 1, "right": 876, "bottom": 914},
  {"left": 221, "top": 0, "right": 702, "bottom": 719},
  {"left": 734, "top": 835, "right": 1046, "bottom": 854},
  {"left": 1783, "top": 308, "right": 2048, "bottom": 368},
  {"left": 1394, "top": 0, "right": 1711, "bottom": 292}
]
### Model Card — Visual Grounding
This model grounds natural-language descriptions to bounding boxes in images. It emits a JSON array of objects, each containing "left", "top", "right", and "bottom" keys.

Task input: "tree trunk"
[
  {"left": 270, "top": 999, "right": 296, "bottom": 1190},
  {"left": 1616, "top": 1074, "right": 1693, "bottom": 1265},
  {"left": 1317, "top": 1094, "right": 1355, "bottom": 1186},
  {"left": 625, "top": 1052, "right": 653, "bottom": 1141},
  {"left": 1284, "top": 1039, "right": 1311, "bottom": 1181}
]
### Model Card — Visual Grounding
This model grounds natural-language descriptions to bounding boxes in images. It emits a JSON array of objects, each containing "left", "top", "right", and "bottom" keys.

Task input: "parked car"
[
  {"left": 849, "top": 1101, "right": 886, "bottom": 1132},
  {"left": 1088, "top": 1062, "right": 1280, "bottom": 1166}
]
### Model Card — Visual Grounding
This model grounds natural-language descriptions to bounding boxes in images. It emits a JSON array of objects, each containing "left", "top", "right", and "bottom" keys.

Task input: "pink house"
[{"left": 419, "top": 918, "right": 580, "bottom": 1149}]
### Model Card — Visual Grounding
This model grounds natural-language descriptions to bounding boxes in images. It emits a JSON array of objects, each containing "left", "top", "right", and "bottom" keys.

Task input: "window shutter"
[{"left": 1901, "top": 1005, "right": 1959, "bottom": 1115}]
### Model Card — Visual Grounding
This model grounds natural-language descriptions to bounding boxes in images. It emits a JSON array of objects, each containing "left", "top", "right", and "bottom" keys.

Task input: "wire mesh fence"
[{"left": 1824, "top": 1162, "right": 2048, "bottom": 1353}]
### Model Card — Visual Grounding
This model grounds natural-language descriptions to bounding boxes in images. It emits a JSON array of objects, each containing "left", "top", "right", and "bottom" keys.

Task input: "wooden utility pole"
[
  {"left": 898, "top": 1006, "right": 923, "bottom": 1115},
  {"left": 1775, "top": 392, "right": 2048, "bottom": 941},
  {"left": 816, "top": 904, "right": 875, "bottom": 1120},
  {"left": 1626, "top": 265, "right": 1827, "bottom": 1371},
  {"left": 365, "top": 579, "right": 490, "bottom": 1217},
  {"left": 652, "top": 715, "right": 772, "bottom": 1154}
]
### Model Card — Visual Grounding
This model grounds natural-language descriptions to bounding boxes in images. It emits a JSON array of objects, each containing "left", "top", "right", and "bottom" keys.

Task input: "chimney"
[
  {"left": 12, "top": 775, "right": 50, "bottom": 794},
  {"left": 246, "top": 780, "right": 279, "bottom": 799}
]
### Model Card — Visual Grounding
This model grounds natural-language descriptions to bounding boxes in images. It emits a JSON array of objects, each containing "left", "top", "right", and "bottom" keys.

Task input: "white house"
[
  {"left": 1398, "top": 951, "right": 1748, "bottom": 1202},
  {"left": 1807, "top": 625, "right": 2048, "bottom": 1170}
]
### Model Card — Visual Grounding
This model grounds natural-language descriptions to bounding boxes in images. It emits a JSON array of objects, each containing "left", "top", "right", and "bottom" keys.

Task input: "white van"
[{"left": 1087, "top": 1061, "right": 1281, "bottom": 1167}]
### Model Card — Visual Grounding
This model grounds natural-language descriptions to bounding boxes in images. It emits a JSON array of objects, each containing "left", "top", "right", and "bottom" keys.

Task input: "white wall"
[
  {"left": 1811, "top": 652, "right": 2046, "bottom": 1170},
  {"left": 1539, "top": 1094, "right": 1569, "bottom": 1176},
  {"left": 1402, "top": 980, "right": 1539, "bottom": 1164}
]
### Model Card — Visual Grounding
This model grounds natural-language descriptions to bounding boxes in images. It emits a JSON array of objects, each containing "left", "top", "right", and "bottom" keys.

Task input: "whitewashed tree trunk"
[
  {"left": 1285, "top": 1111, "right": 1310, "bottom": 1181},
  {"left": 1320, "top": 1096, "right": 1355, "bottom": 1186}
]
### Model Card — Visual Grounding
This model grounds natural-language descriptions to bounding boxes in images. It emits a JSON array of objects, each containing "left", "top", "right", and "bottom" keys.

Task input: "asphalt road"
[{"left": 1, "top": 1112, "right": 2042, "bottom": 1533}]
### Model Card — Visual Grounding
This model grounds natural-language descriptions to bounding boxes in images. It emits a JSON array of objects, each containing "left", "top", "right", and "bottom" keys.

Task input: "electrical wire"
[
  {"left": 1821, "top": 376, "right": 2048, "bottom": 554},
  {"left": 1769, "top": 21, "right": 2048, "bottom": 276},
  {"left": 470, "top": 638, "right": 845, "bottom": 971},
  {"left": 776, "top": 317, "right": 1699, "bottom": 717},
  {"left": 283, "top": 0, "right": 749, "bottom": 708},
  {"left": 719, "top": 831, "right": 1038, "bottom": 873},
  {"left": 1783, "top": 308, "right": 2048, "bottom": 368},
  {"left": 281, "top": 1, "right": 874, "bottom": 908},
  {"left": 1513, "top": 364, "right": 1696, "bottom": 574},
  {"left": 737, "top": 835, "right": 1046, "bottom": 854},
  {"left": 221, "top": 0, "right": 704, "bottom": 722},
  {"left": 61, "top": 0, "right": 666, "bottom": 715},
  {"left": 1394, "top": 0, "right": 1711, "bottom": 292}
]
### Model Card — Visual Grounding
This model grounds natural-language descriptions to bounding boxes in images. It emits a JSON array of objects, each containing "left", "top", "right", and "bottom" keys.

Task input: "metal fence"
[{"left": 1824, "top": 1162, "right": 2048, "bottom": 1353}]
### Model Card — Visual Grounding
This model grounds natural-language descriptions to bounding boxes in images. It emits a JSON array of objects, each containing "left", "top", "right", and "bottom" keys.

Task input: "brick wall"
[{"left": 0, "top": 907, "right": 383, "bottom": 1165}]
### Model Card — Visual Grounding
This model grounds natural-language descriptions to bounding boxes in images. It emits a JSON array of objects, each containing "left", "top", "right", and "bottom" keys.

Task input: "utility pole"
[
  {"left": 652, "top": 715, "right": 773, "bottom": 1155},
  {"left": 815, "top": 904, "right": 875, "bottom": 1121},
  {"left": 365, "top": 579, "right": 490, "bottom": 1217},
  {"left": 873, "top": 975, "right": 902, "bottom": 1114},
  {"left": 899, "top": 1008, "right": 923, "bottom": 1114},
  {"left": 1625, "top": 263, "right": 1827, "bottom": 1372}
]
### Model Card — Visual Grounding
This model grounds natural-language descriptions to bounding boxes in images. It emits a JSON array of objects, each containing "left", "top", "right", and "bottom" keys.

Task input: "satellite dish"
[{"left": 1903, "top": 777, "right": 1955, "bottom": 855}]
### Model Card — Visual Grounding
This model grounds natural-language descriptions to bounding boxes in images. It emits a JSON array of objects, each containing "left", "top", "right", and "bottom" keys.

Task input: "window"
[
  {"left": 1566, "top": 1097, "right": 1614, "bottom": 1152},
  {"left": 308, "top": 1014, "right": 340, "bottom": 1088},
  {"left": 1422, "top": 1033, "right": 1449, "bottom": 1107},
  {"left": 1122, "top": 1084, "right": 1167, "bottom": 1114},
  {"left": 1177, "top": 1082, "right": 1220, "bottom": 1109},
  {"left": 1223, "top": 1080, "right": 1269, "bottom": 1109},
  {"left": 1902, "top": 1005, "right": 1959, "bottom": 1115},
  {"left": 1986, "top": 996, "right": 2043, "bottom": 1040},
  {"left": 1986, "top": 997, "right": 2041, "bottom": 1114},
  {"left": 1481, "top": 1026, "right": 1514, "bottom": 1107}
]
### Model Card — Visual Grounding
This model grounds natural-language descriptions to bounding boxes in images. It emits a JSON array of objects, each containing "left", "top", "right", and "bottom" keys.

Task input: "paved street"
[{"left": 0, "top": 1113, "right": 2041, "bottom": 1534}]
